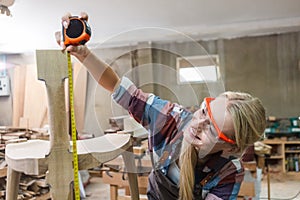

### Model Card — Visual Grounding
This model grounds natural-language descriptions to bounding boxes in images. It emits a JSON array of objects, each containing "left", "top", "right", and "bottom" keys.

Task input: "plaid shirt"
[{"left": 113, "top": 77, "right": 244, "bottom": 199}]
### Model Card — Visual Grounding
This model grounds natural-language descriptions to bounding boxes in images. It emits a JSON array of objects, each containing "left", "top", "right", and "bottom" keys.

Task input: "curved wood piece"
[
  {"left": 5, "top": 134, "right": 132, "bottom": 173},
  {"left": 36, "top": 50, "right": 70, "bottom": 148},
  {"left": 36, "top": 50, "right": 73, "bottom": 199}
]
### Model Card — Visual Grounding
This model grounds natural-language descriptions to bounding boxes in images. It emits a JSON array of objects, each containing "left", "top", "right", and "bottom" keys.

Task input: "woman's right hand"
[
  {"left": 55, "top": 12, "right": 90, "bottom": 62},
  {"left": 56, "top": 12, "right": 120, "bottom": 92}
]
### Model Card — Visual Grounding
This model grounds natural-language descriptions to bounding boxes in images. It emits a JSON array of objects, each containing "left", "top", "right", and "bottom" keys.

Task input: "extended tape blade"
[{"left": 67, "top": 52, "right": 80, "bottom": 200}]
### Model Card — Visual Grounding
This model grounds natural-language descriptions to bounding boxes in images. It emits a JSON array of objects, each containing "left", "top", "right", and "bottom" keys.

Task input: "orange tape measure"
[
  {"left": 63, "top": 16, "right": 91, "bottom": 46},
  {"left": 63, "top": 15, "right": 92, "bottom": 200},
  {"left": 67, "top": 52, "right": 80, "bottom": 200}
]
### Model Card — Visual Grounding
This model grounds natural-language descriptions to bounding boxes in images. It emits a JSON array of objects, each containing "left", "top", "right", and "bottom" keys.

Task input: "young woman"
[{"left": 57, "top": 12, "right": 267, "bottom": 200}]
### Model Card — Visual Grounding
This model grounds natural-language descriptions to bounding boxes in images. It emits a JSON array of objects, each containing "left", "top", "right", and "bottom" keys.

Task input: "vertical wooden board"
[
  {"left": 63, "top": 61, "right": 87, "bottom": 133},
  {"left": 19, "top": 117, "right": 29, "bottom": 128},
  {"left": 73, "top": 61, "right": 87, "bottom": 133},
  {"left": 23, "top": 64, "right": 48, "bottom": 128},
  {"left": 12, "top": 65, "right": 26, "bottom": 127},
  {"left": 35, "top": 50, "right": 73, "bottom": 199}
]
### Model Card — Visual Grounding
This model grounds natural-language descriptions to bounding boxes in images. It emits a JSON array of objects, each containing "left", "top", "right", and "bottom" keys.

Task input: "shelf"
[
  {"left": 265, "top": 132, "right": 300, "bottom": 139},
  {"left": 285, "top": 141, "right": 300, "bottom": 144},
  {"left": 286, "top": 171, "right": 300, "bottom": 174},
  {"left": 269, "top": 155, "right": 283, "bottom": 159},
  {"left": 285, "top": 150, "right": 300, "bottom": 153},
  {"left": 263, "top": 139, "right": 300, "bottom": 176},
  {"left": 263, "top": 139, "right": 285, "bottom": 144}
]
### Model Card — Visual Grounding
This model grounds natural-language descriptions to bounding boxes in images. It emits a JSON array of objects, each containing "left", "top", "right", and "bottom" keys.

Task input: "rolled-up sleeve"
[
  {"left": 112, "top": 76, "right": 192, "bottom": 160},
  {"left": 112, "top": 77, "right": 151, "bottom": 126}
]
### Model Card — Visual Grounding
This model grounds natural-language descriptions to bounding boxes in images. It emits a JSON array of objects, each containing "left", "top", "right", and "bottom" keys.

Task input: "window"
[{"left": 176, "top": 55, "right": 220, "bottom": 84}]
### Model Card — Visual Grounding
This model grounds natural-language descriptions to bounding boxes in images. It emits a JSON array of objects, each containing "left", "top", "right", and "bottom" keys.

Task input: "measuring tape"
[
  {"left": 63, "top": 16, "right": 91, "bottom": 199},
  {"left": 63, "top": 16, "right": 91, "bottom": 46},
  {"left": 67, "top": 53, "right": 80, "bottom": 200}
]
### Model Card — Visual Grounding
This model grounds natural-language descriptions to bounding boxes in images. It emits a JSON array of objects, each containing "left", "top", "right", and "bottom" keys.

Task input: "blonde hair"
[
  {"left": 178, "top": 91, "right": 266, "bottom": 200},
  {"left": 223, "top": 91, "right": 266, "bottom": 152}
]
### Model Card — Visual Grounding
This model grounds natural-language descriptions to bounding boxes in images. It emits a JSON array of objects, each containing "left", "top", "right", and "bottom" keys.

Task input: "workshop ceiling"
[{"left": 1, "top": 0, "right": 300, "bottom": 53}]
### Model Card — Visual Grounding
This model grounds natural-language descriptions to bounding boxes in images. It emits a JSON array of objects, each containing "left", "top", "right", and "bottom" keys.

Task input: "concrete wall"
[
  {"left": 151, "top": 32, "right": 300, "bottom": 118},
  {"left": 222, "top": 32, "right": 300, "bottom": 117}
]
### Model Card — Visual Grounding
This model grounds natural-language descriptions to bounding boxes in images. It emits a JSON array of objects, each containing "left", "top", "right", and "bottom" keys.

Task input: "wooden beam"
[{"left": 22, "top": 64, "right": 47, "bottom": 128}]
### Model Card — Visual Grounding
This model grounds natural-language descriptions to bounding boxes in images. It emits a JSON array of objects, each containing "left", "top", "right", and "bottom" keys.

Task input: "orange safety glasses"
[{"left": 204, "top": 97, "right": 236, "bottom": 144}]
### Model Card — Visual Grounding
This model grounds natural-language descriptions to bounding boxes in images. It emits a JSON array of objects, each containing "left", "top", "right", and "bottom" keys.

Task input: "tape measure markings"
[
  {"left": 63, "top": 16, "right": 91, "bottom": 199},
  {"left": 67, "top": 52, "right": 80, "bottom": 200}
]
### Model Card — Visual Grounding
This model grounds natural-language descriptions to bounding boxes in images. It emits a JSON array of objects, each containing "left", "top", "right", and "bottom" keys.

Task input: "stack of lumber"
[
  {"left": 0, "top": 126, "right": 51, "bottom": 200},
  {"left": 0, "top": 127, "right": 49, "bottom": 145},
  {"left": 15, "top": 174, "right": 50, "bottom": 200}
]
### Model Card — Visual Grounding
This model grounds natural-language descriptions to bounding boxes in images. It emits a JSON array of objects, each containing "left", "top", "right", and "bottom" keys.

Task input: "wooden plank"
[
  {"left": 103, "top": 171, "right": 147, "bottom": 200},
  {"left": 242, "top": 161, "right": 257, "bottom": 172},
  {"left": 64, "top": 61, "right": 87, "bottom": 134},
  {"left": 73, "top": 62, "right": 87, "bottom": 133},
  {"left": 35, "top": 192, "right": 51, "bottom": 200},
  {"left": 110, "top": 185, "right": 118, "bottom": 200},
  {"left": 39, "top": 107, "right": 48, "bottom": 128},
  {"left": 119, "top": 196, "right": 147, "bottom": 200},
  {"left": 19, "top": 117, "right": 29, "bottom": 128},
  {"left": 102, "top": 171, "right": 148, "bottom": 188},
  {"left": 133, "top": 146, "right": 146, "bottom": 155},
  {"left": 12, "top": 65, "right": 26, "bottom": 127},
  {"left": 22, "top": 64, "right": 48, "bottom": 128},
  {"left": 238, "top": 181, "right": 255, "bottom": 197},
  {"left": 5, "top": 138, "right": 27, "bottom": 145},
  {"left": 35, "top": 179, "right": 49, "bottom": 188},
  {"left": 125, "top": 186, "right": 147, "bottom": 195},
  {"left": 0, "top": 167, "right": 7, "bottom": 178}
]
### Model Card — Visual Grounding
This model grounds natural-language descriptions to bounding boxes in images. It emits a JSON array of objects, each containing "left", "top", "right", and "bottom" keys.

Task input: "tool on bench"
[{"left": 62, "top": 16, "right": 91, "bottom": 200}]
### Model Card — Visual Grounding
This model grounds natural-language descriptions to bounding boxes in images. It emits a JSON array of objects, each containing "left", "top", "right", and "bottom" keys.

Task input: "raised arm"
[
  {"left": 56, "top": 12, "right": 120, "bottom": 92},
  {"left": 73, "top": 47, "right": 120, "bottom": 92}
]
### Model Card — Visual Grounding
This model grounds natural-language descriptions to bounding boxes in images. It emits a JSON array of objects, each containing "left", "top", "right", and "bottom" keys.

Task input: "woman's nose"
[
  {"left": 189, "top": 118, "right": 208, "bottom": 135},
  {"left": 197, "top": 118, "right": 210, "bottom": 129}
]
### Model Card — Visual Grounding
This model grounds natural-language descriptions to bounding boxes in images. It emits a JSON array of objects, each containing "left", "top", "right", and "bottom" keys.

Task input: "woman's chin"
[{"left": 183, "top": 134, "right": 203, "bottom": 148}]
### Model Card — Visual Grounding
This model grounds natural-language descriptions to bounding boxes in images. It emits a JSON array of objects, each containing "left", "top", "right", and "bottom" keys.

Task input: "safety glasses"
[{"left": 204, "top": 97, "right": 236, "bottom": 144}]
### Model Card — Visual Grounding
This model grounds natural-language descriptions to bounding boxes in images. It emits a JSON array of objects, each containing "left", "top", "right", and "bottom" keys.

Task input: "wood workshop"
[{"left": 1, "top": 0, "right": 300, "bottom": 200}]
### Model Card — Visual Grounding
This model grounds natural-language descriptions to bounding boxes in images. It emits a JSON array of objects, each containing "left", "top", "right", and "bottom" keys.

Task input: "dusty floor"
[
  {"left": 260, "top": 178, "right": 300, "bottom": 200},
  {"left": 83, "top": 175, "right": 300, "bottom": 200}
]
